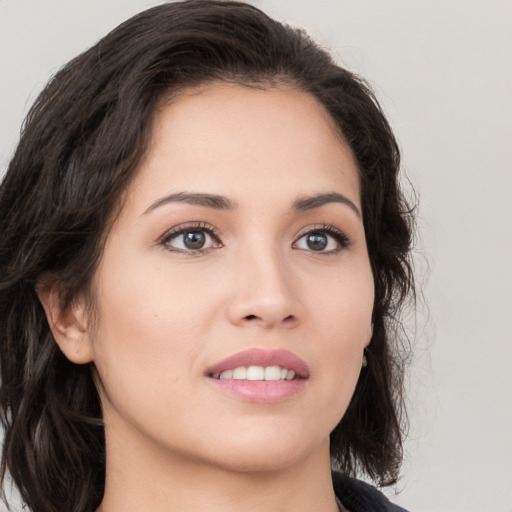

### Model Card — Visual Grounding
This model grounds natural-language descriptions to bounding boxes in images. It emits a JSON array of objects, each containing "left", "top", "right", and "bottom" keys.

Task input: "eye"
[
  {"left": 294, "top": 226, "right": 350, "bottom": 253},
  {"left": 160, "top": 223, "right": 222, "bottom": 253}
]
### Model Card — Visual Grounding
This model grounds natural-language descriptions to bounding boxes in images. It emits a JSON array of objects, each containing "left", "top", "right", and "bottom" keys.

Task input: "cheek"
[
  {"left": 88, "top": 246, "right": 234, "bottom": 400},
  {"left": 307, "top": 259, "right": 374, "bottom": 337},
  {"left": 88, "top": 260, "right": 197, "bottom": 404},
  {"left": 307, "top": 263, "right": 373, "bottom": 411},
  {"left": 89, "top": 279, "right": 205, "bottom": 439},
  {"left": 93, "top": 249, "right": 219, "bottom": 342}
]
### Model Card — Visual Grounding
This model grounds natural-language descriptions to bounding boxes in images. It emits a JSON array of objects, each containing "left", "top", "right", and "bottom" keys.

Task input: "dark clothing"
[{"left": 333, "top": 472, "right": 409, "bottom": 512}]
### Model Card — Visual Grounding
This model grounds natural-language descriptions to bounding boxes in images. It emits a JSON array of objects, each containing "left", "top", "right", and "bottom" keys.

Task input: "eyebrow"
[
  {"left": 144, "top": 190, "right": 361, "bottom": 218},
  {"left": 292, "top": 192, "right": 361, "bottom": 218},
  {"left": 144, "top": 192, "right": 237, "bottom": 214}
]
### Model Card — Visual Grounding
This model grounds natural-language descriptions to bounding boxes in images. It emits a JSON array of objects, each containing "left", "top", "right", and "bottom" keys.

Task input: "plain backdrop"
[{"left": 1, "top": 1, "right": 511, "bottom": 511}]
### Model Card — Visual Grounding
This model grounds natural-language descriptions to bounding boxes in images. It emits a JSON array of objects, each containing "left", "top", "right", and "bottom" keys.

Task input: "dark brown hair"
[{"left": 0, "top": 1, "right": 414, "bottom": 511}]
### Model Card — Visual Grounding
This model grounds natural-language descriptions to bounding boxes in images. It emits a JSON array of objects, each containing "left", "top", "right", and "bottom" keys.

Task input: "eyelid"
[
  {"left": 293, "top": 224, "right": 351, "bottom": 253},
  {"left": 157, "top": 222, "right": 351, "bottom": 254},
  {"left": 159, "top": 221, "right": 222, "bottom": 253}
]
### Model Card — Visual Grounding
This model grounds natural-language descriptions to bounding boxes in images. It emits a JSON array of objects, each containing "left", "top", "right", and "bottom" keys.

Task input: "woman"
[{"left": 0, "top": 1, "right": 414, "bottom": 511}]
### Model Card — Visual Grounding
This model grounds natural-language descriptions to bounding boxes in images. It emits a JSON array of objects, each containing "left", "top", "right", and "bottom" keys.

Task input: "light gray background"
[{"left": 1, "top": 1, "right": 511, "bottom": 511}]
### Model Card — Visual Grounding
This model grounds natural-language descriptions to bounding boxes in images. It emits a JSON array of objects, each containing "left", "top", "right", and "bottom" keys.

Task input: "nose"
[{"left": 225, "top": 247, "right": 303, "bottom": 329}]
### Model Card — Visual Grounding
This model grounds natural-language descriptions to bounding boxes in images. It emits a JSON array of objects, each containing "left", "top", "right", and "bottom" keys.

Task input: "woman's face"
[{"left": 85, "top": 83, "right": 374, "bottom": 472}]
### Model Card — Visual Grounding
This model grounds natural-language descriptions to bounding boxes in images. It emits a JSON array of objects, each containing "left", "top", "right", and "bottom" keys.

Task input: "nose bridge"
[{"left": 226, "top": 234, "right": 301, "bottom": 328}]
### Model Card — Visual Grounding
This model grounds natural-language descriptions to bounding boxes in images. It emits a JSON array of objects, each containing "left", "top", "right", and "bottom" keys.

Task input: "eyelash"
[
  {"left": 159, "top": 222, "right": 222, "bottom": 255},
  {"left": 293, "top": 224, "right": 351, "bottom": 254},
  {"left": 159, "top": 222, "right": 351, "bottom": 255}
]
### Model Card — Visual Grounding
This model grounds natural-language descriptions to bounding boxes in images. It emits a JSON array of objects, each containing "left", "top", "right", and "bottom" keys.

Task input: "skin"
[{"left": 41, "top": 83, "right": 374, "bottom": 511}]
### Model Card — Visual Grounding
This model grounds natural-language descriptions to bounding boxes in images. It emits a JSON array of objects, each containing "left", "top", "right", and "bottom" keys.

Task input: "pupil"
[
  {"left": 184, "top": 231, "right": 205, "bottom": 249},
  {"left": 307, "top": 232, "right": 328, "bottom": 251}
]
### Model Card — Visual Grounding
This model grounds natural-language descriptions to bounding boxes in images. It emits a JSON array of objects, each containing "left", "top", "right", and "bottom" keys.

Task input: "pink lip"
[
  {"left": 206, "top": 349, "right": 310, "bottom": 403},
  {"left": 206, "top": 348, "right": 310, "bottom": 378}
]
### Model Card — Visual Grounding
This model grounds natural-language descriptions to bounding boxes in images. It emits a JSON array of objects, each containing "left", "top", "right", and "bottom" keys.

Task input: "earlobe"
[{"left": 36, "top": 279, "right": 94, "bottom": 365}]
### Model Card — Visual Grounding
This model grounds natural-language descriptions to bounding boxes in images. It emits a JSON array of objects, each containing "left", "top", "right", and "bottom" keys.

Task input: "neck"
[{"left": 97, "top": 422, "right": 339, "bottom": 512}]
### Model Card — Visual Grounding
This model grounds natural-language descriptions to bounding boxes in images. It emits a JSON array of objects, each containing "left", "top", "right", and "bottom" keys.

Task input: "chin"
[
  {"left": 191, "top": 425, "right": 329, "bottom": 474},
  {"left": 205, "top": 446, "right": 311, "bottom": 474}
]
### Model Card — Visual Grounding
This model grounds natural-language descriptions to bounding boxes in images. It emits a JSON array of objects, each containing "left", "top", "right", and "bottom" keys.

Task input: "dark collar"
[{"left": 332, "top": 471, "right": 409, "bottom": 512}]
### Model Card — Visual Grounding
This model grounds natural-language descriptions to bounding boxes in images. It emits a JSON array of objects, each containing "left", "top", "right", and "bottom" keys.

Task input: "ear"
[{"left": 36, "top": 278, "right": 94, "bottom": 365}]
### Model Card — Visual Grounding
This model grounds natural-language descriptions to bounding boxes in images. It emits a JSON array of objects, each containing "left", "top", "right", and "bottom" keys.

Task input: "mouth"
[
  {"left": 212, "top": 365, "right": 298, "bottom": 381},
  {"left": 206, "top": 349, "right": 309, "bottom": 403},
  {"left": 206, "top": 348, "right": 309, "bottom": 380}
]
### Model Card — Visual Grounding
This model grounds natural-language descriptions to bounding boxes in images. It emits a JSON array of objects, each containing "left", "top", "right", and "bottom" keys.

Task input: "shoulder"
[{"left": 332, "top": 471, "right": 410, "bottom": 512}]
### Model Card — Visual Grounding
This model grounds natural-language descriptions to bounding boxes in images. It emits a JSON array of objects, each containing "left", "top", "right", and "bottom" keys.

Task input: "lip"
[
  {"left": 206, "top": 348, "right": 310, "bottom": 378},
  {"left": 205, "top": 348, "right": 310, "bottom": 403}
]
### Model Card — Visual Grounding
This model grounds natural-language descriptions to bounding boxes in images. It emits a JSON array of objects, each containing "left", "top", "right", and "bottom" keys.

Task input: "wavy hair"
[{"left": 0, "top": 1, "right": 415, "bottom": 510}]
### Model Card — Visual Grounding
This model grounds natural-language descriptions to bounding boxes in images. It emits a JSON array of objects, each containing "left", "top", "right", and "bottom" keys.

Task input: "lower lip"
[{"left": 208, "top": 378, "right": 307, "bottom": 403}]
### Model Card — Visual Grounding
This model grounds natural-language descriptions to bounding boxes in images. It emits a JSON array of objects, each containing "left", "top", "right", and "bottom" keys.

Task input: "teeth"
[
  {"left": 285, "top": 370, "right": 295, "bottom": 381},
  {"left": 219, "top": 369, "right": 233, "bottom": 380},
  {"left": 216, "top": 365, "right": 297, "bottom": 381},
  {"left": 264, "top": 366, "right": 282, "bottom": 381},
  {"left": 232, "top": 367, "right": 247, "bottom": 380},
  {"left": 246, "top": 366, "right": 265, "bottom": 380}
]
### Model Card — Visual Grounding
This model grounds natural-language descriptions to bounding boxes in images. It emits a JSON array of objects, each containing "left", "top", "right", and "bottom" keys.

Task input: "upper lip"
[{"left": 206, "top": 348, "right": 310, "bottom": 378}]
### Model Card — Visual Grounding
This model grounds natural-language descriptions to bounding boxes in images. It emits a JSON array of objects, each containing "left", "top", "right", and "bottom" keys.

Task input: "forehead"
[{"left": 128, "top": 82, "right": 361, "bottom": 212}]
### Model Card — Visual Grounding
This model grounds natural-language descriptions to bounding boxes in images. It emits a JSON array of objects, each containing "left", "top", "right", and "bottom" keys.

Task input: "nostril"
[{"left": 238, "top": 313, "right": 298, "bottom": 327}]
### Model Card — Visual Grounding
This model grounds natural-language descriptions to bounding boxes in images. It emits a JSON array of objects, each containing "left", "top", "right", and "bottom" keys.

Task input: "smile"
[
  {"left": 206, "top": 349, "right": 309, "bottom": 403},
  {"left": 206, "top": 348, "right": 309, "bottom": 379},
  {"left": 212, "top": 366, "right": 296, "bottom": 381}
]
